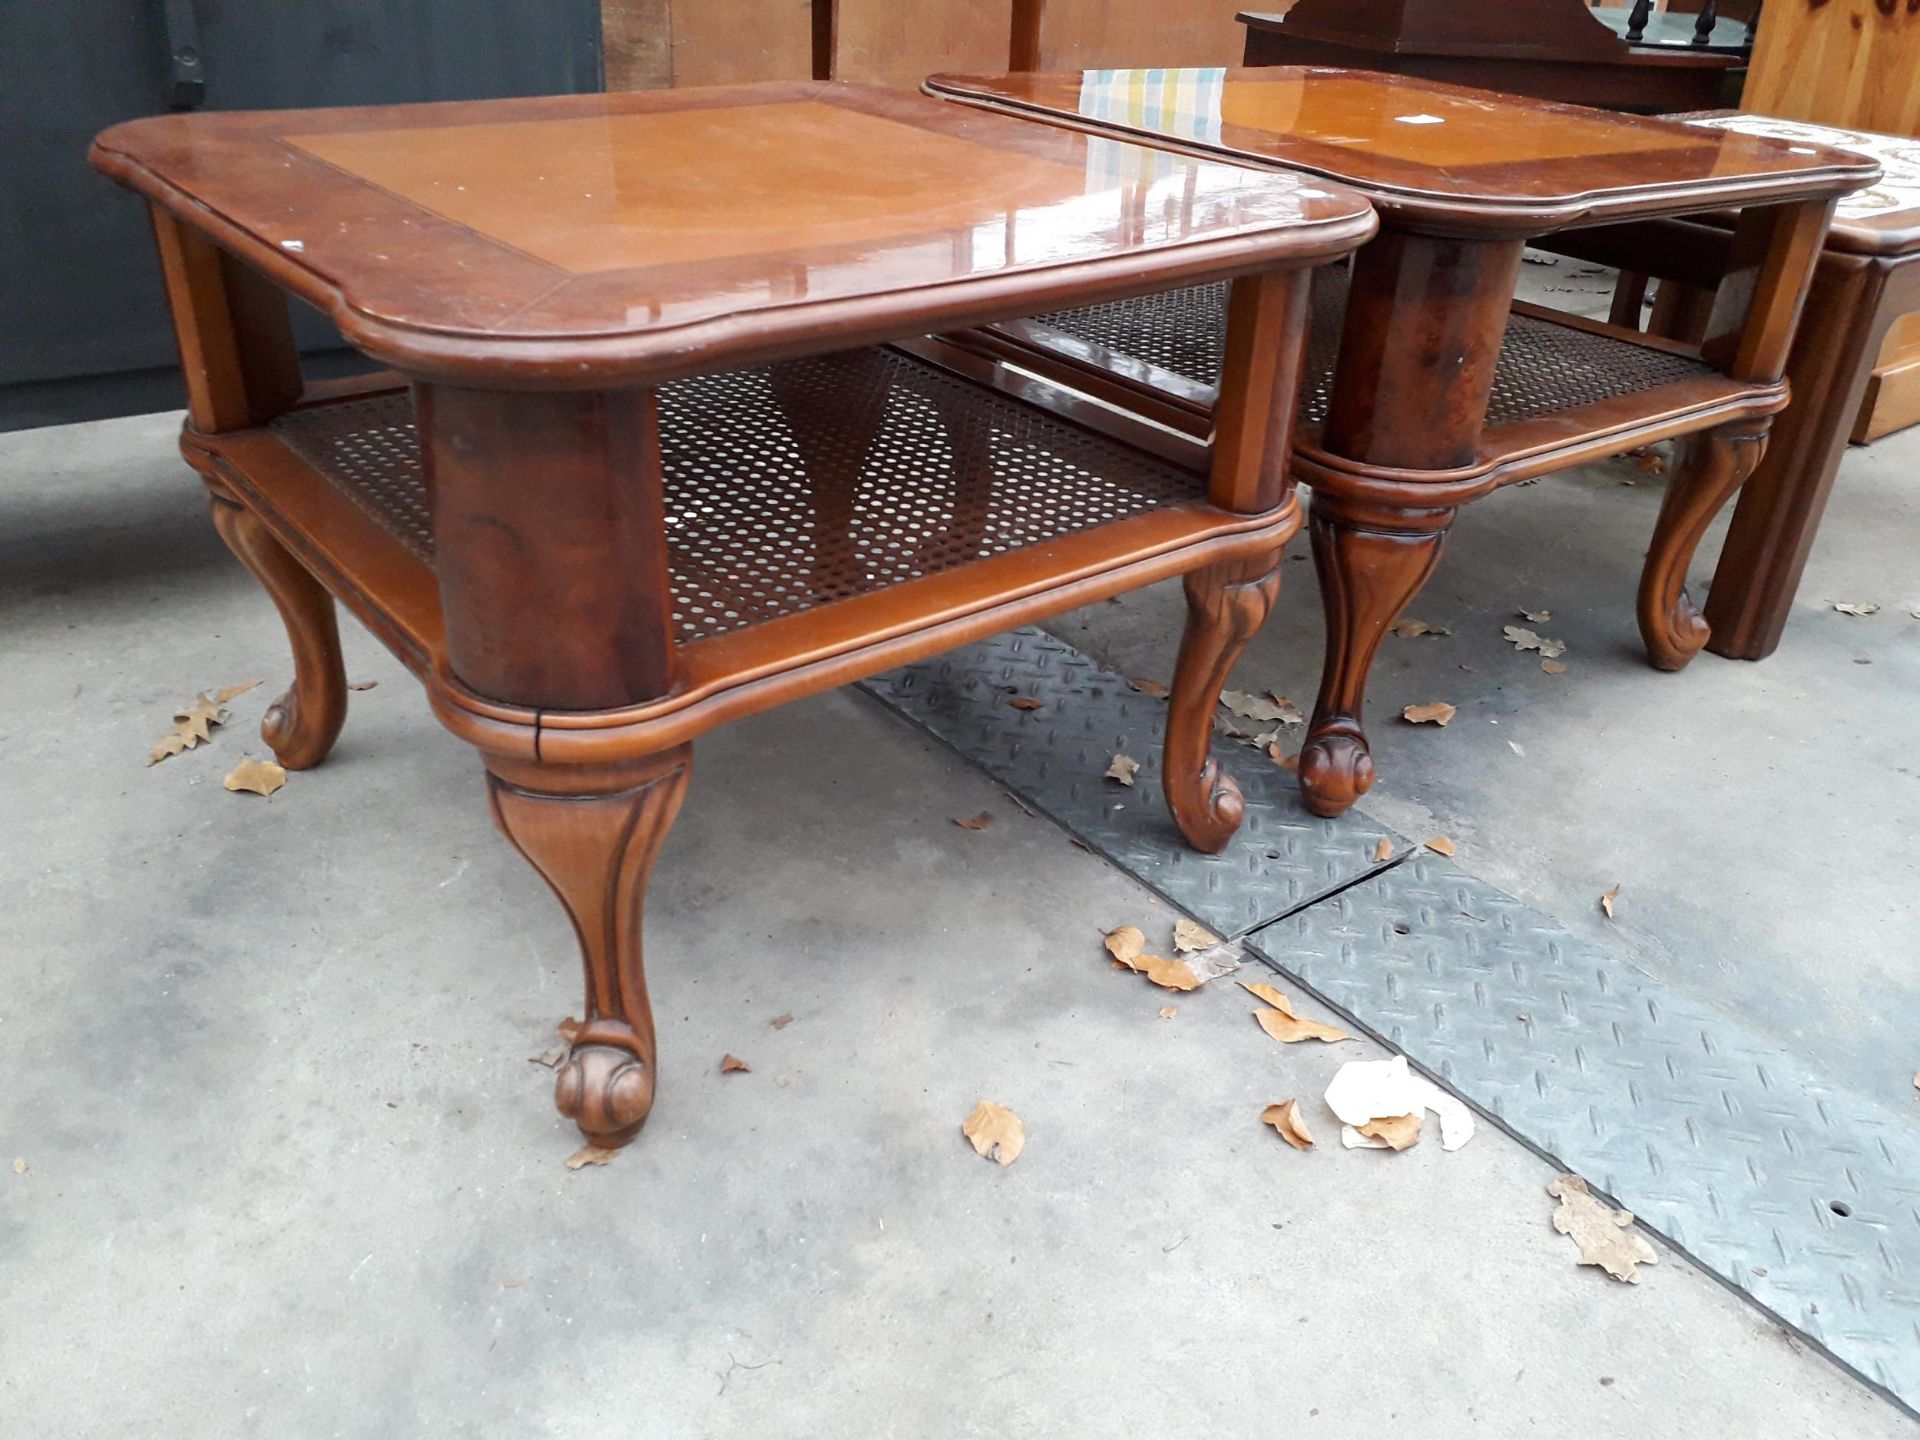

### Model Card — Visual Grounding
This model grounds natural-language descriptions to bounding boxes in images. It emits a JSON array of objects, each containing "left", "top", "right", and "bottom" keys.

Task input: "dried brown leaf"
[
  {"left": 1172, "top": 917, "right": 1217, "bottom": 953},
  {"left": 1504, "top": 625, "right": 1567, "bottom": 659},
  {"left": 1424, "top": 836, "right": 1456, "bottom": 857},
  {"left": 1357, "top": 1112, "right": 1423, "bottom": 1150},
  {"left": 1158, "top": 1006, "right": 1178, "bottom": 1020},
  {"left": 1518, "top": 609, "right": 1552, "bottom": 624},
  {"left": 962, "top": 1099, "right": 1024, "bottom": 1167},
  {"left": 1104, "top": 925, "right": 1146, "bottom": 967},
  {"left": 1390, "top": 619, "right": 1451, "bottom": 638},
  {"left": 1105, "top": 753, "right": 1141, "bottom": 786},
  {"left": 952, "top": 812, "right": 993, "bottom": 830},
  {"left": 1220, "top": 690, "right": 1302, "bottom": 725},
  {"left": 1546, "top": 1174, "right": 1659, "bottom": 1282},
  {"left": 1242, "top": 982, "right": 1352, "bottom": 1043},
  {"left": 721, "top": 1053, "right": 751, "bottom": 1074},
  {"left": 223, "top": 757, "right": 286, "bottom": 797},
  {"left": 1261, "top": 1100, "right": 1315, "bottom": 1150},
  {"left": 769, "top": 1013, "right": 794, "bottom": 1030},
  {"left": 1833, "top": 601, "right": 1879, "bottom": 616},
  {"left": 1373, "top": 837, "right": 1394, "bottom": 863},
  {"left": 1601, "top": 884, "right": 1621, "bottom": 919},
  {"left": 174, "top": 694, "right": 229, "bottom": 744},
  {"left": 1255, "top": 1008, "right": 1352, "bottom": 1044},
  {"left": 1127, "top": 677, "right": 1169, "bottom": 698},
  {"left": 1008, "top": 696, "right": 1045, "bottom": 711},
  {"left": 213, "top": 679, "right": 263, "bottom": 703},
  {"left": 1541, "top": 659, "right": 1567, "bottom": 675},
  {"left": 565, "top": 1145, "right": 619, "bottom": 1170},
  {"left": 1401, "top": 702, "right": 1456, "bottom": 726},
  {"left": 146, "top": 732, "right": 193, "bottom": 765}
]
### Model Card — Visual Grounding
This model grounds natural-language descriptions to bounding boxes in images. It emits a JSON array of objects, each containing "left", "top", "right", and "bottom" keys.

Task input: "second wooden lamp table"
[
  {"left": 924, "top": 67, "right": 1878, "bottom": 817},
  {"left": 90, "top": 83, "right": 1374, "bottom": 1152}
]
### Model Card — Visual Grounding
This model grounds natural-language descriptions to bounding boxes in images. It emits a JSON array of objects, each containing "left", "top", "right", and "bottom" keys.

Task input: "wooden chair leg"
[
  {"left": 484, "top": 747, "right": 691, "bottom": 1150},
  {"left": 1162, "top": 552, "right": 1283, "bottom": 854},
  {"left": 1609, "top": 270, "right": 1651, "bottom": 330},
  {"left": 1298, "top": 501, "right": 1455, "bottom": 820},
  {"left": 204, "top": 481, "right": 347, "bottom": 769},
  {"left": 1638, "top": 420, "right": 1769, "bottom": 671}
]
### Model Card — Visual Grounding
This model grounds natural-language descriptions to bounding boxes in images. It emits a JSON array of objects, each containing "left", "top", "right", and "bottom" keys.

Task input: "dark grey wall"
[{"left": 1, "top": 1, "right": 603, "bottom": 407}]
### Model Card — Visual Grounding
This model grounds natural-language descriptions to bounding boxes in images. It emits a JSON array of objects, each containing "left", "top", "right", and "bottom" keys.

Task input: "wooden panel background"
[
  {"left": 602, "top": 0, "right": 1245, "bottom": 91},
  {"left": 603, "top": 0, "right": 812, "bottom": 90},
  {"left": 1743, "top": 0, "right": 1920, "bottom": 134}
]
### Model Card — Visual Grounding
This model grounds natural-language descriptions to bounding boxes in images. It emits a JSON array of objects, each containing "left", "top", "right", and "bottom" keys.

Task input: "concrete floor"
[
  {"left": 1058, "top": 262, "right": 1920, "bottom": 1111},
  {"left": 1, "top": 368, "right": 1913, "bottom": 1433}
]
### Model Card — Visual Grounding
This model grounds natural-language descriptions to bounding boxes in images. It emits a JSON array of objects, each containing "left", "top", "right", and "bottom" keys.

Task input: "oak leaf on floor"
[
  {"left": 147, "top": 689, "right": 241, "bottom": 764},
  {"left": 952, "top": 812, "right": 993, "bottom": 830},
  {"left": 721, "top": 1054, "right": 751, "bottom": 1074},
  {"left": 223, "top": 757, "right": 286, "bottom": 797},
  {"left": 962, "top": 1099, "right": 1024, "bottom": 1167},
  {"left": 1424, "top": 836, "right": 1456, "bottom": 857},
  {"left": 1127, "top": 677, "right": 1169, "bottom": 698},
  {"left": 1546, "top": 1174, "right": 1659, "bottom": 1283},
  {"left": 1390, "top": 619, "right": 1450, "bottom": 638},
  {"left": 1833, "top": 602, "right": 1879, "bottom": 616},
  {"left": 1105, "top": 753, "right": 1141, "bottom": 786},
  {"left": 1518, "top": 609, "right": 1552, "bottom": 623},
  {"left": 1220, "top": 690, "right": 1303, "bottom": 725},
  {"left": 1601, "top": 884, "right": 1621, "bottom": 919},
  {"left": 1172, "top": 917, "right": 1217, "bottom": 953},
  {"left": 1357, "top": 1113, "right": 1423, "bottom": 1150},
  {"left": 565, "top": 1145, "right": 619, "bottom": 1170},
  {"left": 1261, "top": 1099, "right": 1315, "bottom": 1150},
  {"left": 1373, "top": 837, "right": 1394, "bottom": 863},
  {"left": 1504, "top": 625, "right": 1567, "bottom": 659},
  {"left": 1541, "top": 659, "right": 1567, "bottom": 674},
  {"left": 1401, "top": 702, "right": 1457, "bottom": 726},
  {"left": 1241, "top": 980, "right": 1352, "bottom": 1044}
]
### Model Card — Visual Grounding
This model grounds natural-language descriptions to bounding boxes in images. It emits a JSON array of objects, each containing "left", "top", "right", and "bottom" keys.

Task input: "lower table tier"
[
  {"left": 183, "top": 342, "right": 1297, "bottom": 758},
  {"left": 992, "top": 269, "right": 1770, "bottom": 479}
]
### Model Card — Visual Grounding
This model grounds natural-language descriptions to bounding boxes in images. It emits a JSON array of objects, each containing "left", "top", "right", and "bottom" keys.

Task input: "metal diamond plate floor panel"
[
  {"left": 1247, "top": 855, "right": 1920, "bottom": 1413},
  {"left": 862, "top": 625, "right": 1920, "bottom": 1416},
  {"left": 860, "top": 627, "right": 1401, "bottom": 937}
]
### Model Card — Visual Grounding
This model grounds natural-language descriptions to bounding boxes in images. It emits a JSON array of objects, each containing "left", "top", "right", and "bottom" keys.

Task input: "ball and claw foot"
[
  {"left": 553, "top": 1019, "right": 656, "bottom": 1149},
  {"left": 1298, "top": 728, "right": 1374, "bottom": 820}
]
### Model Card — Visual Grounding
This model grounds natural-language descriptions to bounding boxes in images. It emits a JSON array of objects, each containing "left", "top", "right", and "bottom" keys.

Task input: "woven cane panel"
[
  {"left": 269, "top": 348, "right": 1204, "bottom": 644},
  {"left": 1034, "top": 274, "right": 1717, "bottom": 429}
]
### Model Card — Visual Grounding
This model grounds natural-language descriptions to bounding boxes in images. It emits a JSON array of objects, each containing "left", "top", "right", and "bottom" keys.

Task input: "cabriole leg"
[
  {"left": 203, "top": 480, "right": 347, "bottom": 769},
  {"left": 1638, "top": 421, "right": 1769, "bottom": 670},
  {"left": 1298, "top": 500, "right": 1454, "bottom": 820},
  {"left": 1162, "top": 552, "right": 1283, "bottom": 854},
  {"left": 484, "top": 747, "right": 691, "bottom": 1150}
]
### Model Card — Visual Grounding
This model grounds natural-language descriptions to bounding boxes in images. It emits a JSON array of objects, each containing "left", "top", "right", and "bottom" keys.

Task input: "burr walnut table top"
[
  {"left": 89, "top": 81, "right": 1373, "bottom": 386},
  {"left": 924, "top": 67, "right": 1879, "bottom": 235}
]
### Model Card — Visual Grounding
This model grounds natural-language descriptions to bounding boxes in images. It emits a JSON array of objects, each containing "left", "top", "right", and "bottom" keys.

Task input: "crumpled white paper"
[{"left": 1325, "top": 1054, "right": 1476, "bottom": 1151}]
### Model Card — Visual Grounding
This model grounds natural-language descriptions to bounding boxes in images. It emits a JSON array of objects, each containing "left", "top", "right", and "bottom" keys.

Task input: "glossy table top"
[
  {"left": 925, "top": 68, "right": 1882, "bottom": 235},
  {"left": 1680, "top": 112, "right": 1920, "bottom": 257},
  {"left": 90, "top": 81, "right": 1375, "bottom": 386}
]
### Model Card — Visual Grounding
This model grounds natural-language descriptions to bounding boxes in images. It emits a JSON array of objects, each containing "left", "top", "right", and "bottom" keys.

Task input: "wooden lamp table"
[
  {"left": 1582, "top": 113, "right": 1920, "bottom": 659},
  {"left": 90, "top": 84, "right": 1374, "bottom": 1151},
  {"left": 923, "top": 68, "right": 1877, "bottom": 817}
]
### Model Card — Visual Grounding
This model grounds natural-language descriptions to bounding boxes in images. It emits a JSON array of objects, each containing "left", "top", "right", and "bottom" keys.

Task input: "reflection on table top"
[
  {"left": 925, "top": 68, "right": 1881, "bottom": 235},
  {"left": 89, "top": 81, "right": 1374, "bottom": 382}
]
